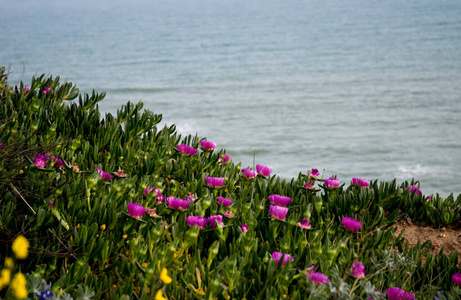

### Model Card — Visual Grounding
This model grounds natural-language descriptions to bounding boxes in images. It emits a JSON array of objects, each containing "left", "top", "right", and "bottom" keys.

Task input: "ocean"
[{"left": 1, "top": 0, "right": 460, "bottom": 197}]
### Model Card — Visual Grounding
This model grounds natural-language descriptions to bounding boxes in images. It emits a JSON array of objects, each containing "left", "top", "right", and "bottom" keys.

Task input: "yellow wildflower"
[
  {"left": 11, "top": 272, "right": 28, "bottom": 299},
  {"left": 12, "top": 235, "right": 29, "bottom": 259},
  {"left": 160, "top": 268, "right": 172, "bottom": 284},
  {"left": 5, "top": 257, "right": 14, "bottom": 268},
  {"left": 142, "top": 262, "right": 148, "bottom": 269},
  {"left": 122, "top": 234, "right": 128, "bottom": 239},
  {"left": 0, "top": 268, "right": 11, "bottom": 290},
  {"left": 101, "top": 224, "right": 106, "bottom": 230},
  {"left": 155, "top": 290, "right": 167, "bottom": 300},
  {"left": 19, "top": 170, "right": 24, "bottom": 174}
]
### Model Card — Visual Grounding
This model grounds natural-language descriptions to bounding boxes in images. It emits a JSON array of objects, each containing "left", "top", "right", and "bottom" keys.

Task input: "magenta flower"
[
  {"left": 43, "top": 87, "right": 51, "bottom": 94},
  {"left": 240, "top": 223, "right": 248, "bottom": 234},
  {"left": 241, "top": 168, "right": 257, "bottom": 179},
  {"left": 143, "top": 186, "right": 154, "bottom": 197},
  {"left": 218, "top": 154, "right": 232, "bottom": 164},
  {"left": 208, "top": 215, "right": 223, "bottom": 228},
  {"left": 308, "top": 271, "right": 331, "bottom": 284},
  {"left": 271, "top": 251, "right": 294, "bottom": 267},
  {"left": 205, "top": 177, "right": 225, "bottom": 188},
  {"left": 324, "top": 178, "right": 340, "bottom": 189},
  {"left": 256, "top": 164, "right": 272, "bottom": 177},
  {"left": 23, "top": 85, "right": 30, "bottom": 92},
  {"left": 218, "top": 197, "right": 233, "bottom": 208},
  {"left": 224, "top": 210, "right": 234, "bottom": 218},
  {"left": 452, "top": 273, "right": 461, "bottom": 287},
  {"left": 144, "top": 187, "right": 165, "bottom": 203},
  {"left": 97, "top": 168, "right": 113, "bottom": 182},
  {"left": 166, "top": 197, "right": 191, "bottom": 210},
  {"left": 352, "top": 178, "right": 369, "bottom": 188},
  {"left": 186, "top": 216, "right": 208, "bottom": 229},
  {"left": 351, "top": 262, "right": 366, "bottom": 278},
  {"left": 406, "top": 185, "right": 421, "bottom": 196},
  {"left": 53, "top": 157, "right": 64, "bottom": 168},
  {"left": 200, "top": 140, "right": 216, "bottom": 151},
  {"left": 310, "top": 168, "right": 320, "bottom": 178},
  {"left": 0, "top": 142, "right": 3, "bottom": 151},
  {"left": 269, "top": 205, "right": 289, "bottom": 221},
  {"left": 304, "top": 182, "right": 315, "bottom": 189},
  {"left": 127, "top": 202, "right": 146, "bottom": 219},
  {"left": 50, "top": 199, "right": 55, "bottom": 209},
  {"left": 176, "top": 144, "right": 198, "bottom": 156},
  {"left": 298, "top": 218, "right": 311, "bottom": 229},
  {"left": 386, "top": 287, "right": 415, "bottom": 300},
  {"left": 269, "top": 194, "right": 292, "bottom": 207},
  {"left": 33, "top": 153, "right": 47, "bottom": 168},
  {"left": 187, "top": 194, "right": 196, "bottom": 202},
  {"left": 342, "top": 217, "right": 363, "bottom": 233}
]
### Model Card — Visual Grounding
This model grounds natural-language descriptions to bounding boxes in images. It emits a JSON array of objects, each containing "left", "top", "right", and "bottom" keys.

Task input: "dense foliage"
[{"left": 1, "top": 66, "right": 461, "bottom": 299}]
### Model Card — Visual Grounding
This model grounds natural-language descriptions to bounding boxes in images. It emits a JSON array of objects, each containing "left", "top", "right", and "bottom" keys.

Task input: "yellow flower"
[
  {"left": 19, "top": 170, "right": 24, "bottom": 174},
  {"left": 160, "top": 268, "right": 172, "bottom": 284},
  {"left": 101, "top": 224, "right": 106, "bottom": 230},
  {"left": 155, "top": 290, "right": 167, "bottom": 300},
  {"left": 142, "top": 262, "right": 148, "bottom": 269},
  {"left": 12, "top": 235, "right": 29, "bottom": 259},
  {"left": 0, "top": 268, "right": 11, "bottom": 290},
  {"left": 11, "top": 272, "right": 28, "bottom": 299},
  {"left": 5, "top": 257, "right": 14, "bottom": 268},
  {"left": 122, "top": 234, "right": 128, "bottom": 239}
]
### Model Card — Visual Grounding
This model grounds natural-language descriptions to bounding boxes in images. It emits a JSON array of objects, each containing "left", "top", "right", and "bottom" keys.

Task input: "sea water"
[{"left": 1, "top": 0, "right": 460, "bottom": 196}]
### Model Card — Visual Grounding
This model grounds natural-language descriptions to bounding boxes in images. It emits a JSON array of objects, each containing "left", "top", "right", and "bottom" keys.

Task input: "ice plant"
[
  {"left": 43, "top": 86, "right": 51, "bottom": 94},
  {"left": 310, "top": 168, "right": 320, "bottom": 178},
  {"left": 208, "top": 215, "right": 224, "bottom": 228},
  {"left": 160, "top": 268, "right": 172, "bottom": 284},
  {"left": 224, "top": 210, "right": 234, "bottom": 218},
  {"left": 218, "top": 154, "right": 232, "bottom": 163},
  {"left": 304, "top": 181, "right": 315, "bottom": 189},
  {"left": 351, "top": 262, "right": 366, "bottom": 278},
  {"left": 186, "top": 216, "right": 208, "bottom": 229},
  {"left": 23, "top": 85, "right": 30, "bottom": 92},
  {"left": 127, "top": 203, "right": 146, "bottom": 219},
  {"left": 269, "top": 194, "right": 292, "bottom": 207},
  {"left": 144, "top": 187, "right": 165, "bottom": 203},
  {"left": 200, "top": 140, "right": 216, "bottom": 151},
  {"left": 240, "top": 224, "right": 248, "bottom": 234},
  {"left": 298, "top": 218, "right": 311, "bottom": 229},
  {"left": 49, "top": 199, "right": 55, "bottom": 209},
  {"left": 167, "top": 197, "right": 191, "bottom": 210},
  {"left": 352, "top": 177, "right": 369, "bottom": 188},
  {"left": 97, "top": 168, "right": 113, "bottom": 182},
  {"left": 146, "top": 208, "right": 159, "bottom": 217},
  {"left": 176, "top": 144, "right": 198, "bottom": 156},
  {"left": 256, "top": 164, "right": 272, "bottom": 177},
  {"left": 308, "top": 271, "right": 331, "bottom": 284},
  {"left": 53, "top": 157, "right": 64, "bottom": 168},
  {"left": 205, "top": 177, "right": 225, "bottom": 188},
  {"left": 271, "top": 251, "right": 294, "bottom": 267},
  {"left": 269, "top": 205, "right": 289, "bottom": 221},
  {"left": 241, "top": 168, "right": 257, "bottom": 179},
  {"left": 452, "top": 273, "right": 461, "bottom": 287},
  {"left": 187, "top": 194, "right": 196, "bottom": 202},
  {"left": 324, "top": 178, "right": 340, "bottom": 189},
  {"left": 342, "top": 217, "right": 363, "bottom": 233},
  {"left": 386, "top": 287, "right": 415, "bottom": 300},
  {"left": 218, "top": 197, "right": 233, "bottom": 208},
  {"left": 33, "top": 153, "right": 47, "bottom": 168},
  {"left": 406, "top": 185, "right": 421, "bottom": 196},
  {"left": 12, "top": 235, "right": 29, "bottom": 259}
]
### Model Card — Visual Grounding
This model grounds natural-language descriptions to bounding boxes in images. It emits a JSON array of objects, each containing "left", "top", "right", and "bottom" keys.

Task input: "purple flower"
[
  {"left": 218, "top": 154, "right": 232, "bottom": 164},
  {"left": 352, "top": 178, "right": 369, "bottom": 188},
  {"left": 143, "top": 187, "right": 165, "bottom": 203},
  {"left": 452, "top": 273, "right": 461, "bottom": 287},
  {"left": 406, "top": 185, "right": 421, "bottom": 196},
  {"left": 187, "top": 194, "right": 196, "bottom": 202},
  {"left": 53, "top": 157, "right": 64, "bottom": 168},
  {"left": 241, "top": 168, "right": 257, "bottom": 179},
  {"left": 49, "top": 199, "right": 55, "bottom": 209},
  {"left": 200, "top": 140, "right": 216, "bottom": 151},
  {"left": 342, "top": 217, "right": 363, "bottom": 233},
  {"left": 271, "top": 251, "right": 294, "bottom": 267},
  {"left": 23, "top": 85, "right": 30, "bottom": 92},
  {"left": 298, "top": 218, "right": 311, "bottom": 229},
  {"left": 127, "top": 202, "right": 146, "bottom": 219},
  {"left": 218, "top": 197, "right": 233, "bottom": 208},
  {"left": 186, "top": 216, "right": 208, "bottom": 229},
  {"left": 43, "top": 87, "right": 51, "bottom": 94},
  {"left": 205, "top": 177, "right": 225, "bottom": 188},
  {"left": 240, "top": 224, "right": 248, "bottom": 234},
  {"left": 269, "top": 194, "right": 292, "bottom": 207},
  {"left": 304, "top": 182, "right": 315, "bottom": 189},
  {"left": 386, "top": 287, "right": 415, "bottom": 300},
  {"left": 36, "top": 284, "right": 53, "bottom": 300},
  {"left": 351, "top": 262, "right": 366, "bottom": 278},
  {"left": 269, "top": 205, "right": 289, "bottom": 221},
  {"left": 176, "top": 144, "right": 198, "bottom": 156},
  {"left": 324, "top": 178, "right": 340, "bottom": 189},
  {"left": 97, "top": 168, "right": 113, "bottom": 182},
  {"left": 310, "top": 168, "right": 320, "bottom": 178},
  {"left": 167, "top": 197, "right": 191, "bottom": 210},
  {"left": 308, "top": 271, "right": 331, "bottom": 284},
  {"left": 256, "top": 164, "right": 272, "bottom": 177},
  {"left": 33, "top": 153, "right": 47, "bottom": 168},
  {"left": 208, "top": 215, "right": 223, "bottom": 228}
]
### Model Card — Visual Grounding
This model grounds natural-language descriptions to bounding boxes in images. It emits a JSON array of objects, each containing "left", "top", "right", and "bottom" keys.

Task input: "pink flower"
[
  {"left": 351, "top": 262, "right": 366, "bottom": 278},
  {"left": 143, "top": 186, "right": 154, "bottom": 197},
  {"left": 43, "top": 87, "right": 51, "bottom": 94},
  {"left": 205, "top": 177, "right": 225, "bottom": 188},
  {"left": 386, "top": 287, "right": 415, "bottom": 300},
  {"left": 127, "top": 202, "right": 146, "bottom": 219},
  {"left": 269, "top": 194, "right": 292, "bottom": 207},
  {"left": 224, "top": 210, "right": 234, "bottom": 218},
  {"left": 241, "top": 168, "right": 257, "bottom": 179},
  {"left": 146, "top": 208, "right": 159, "bottom": 217},
  {"left": 187, "top": 194, "right": 196, "bottom": 202},
  {"left": 324, "top": 178, "right": 340, "bottom": 189},
  {"left": 304, "top": 182, "right": 315, "bottom": 189},
  {"left": 50, "top": 199, "right": 55, "bottom": 209},
  {"left": 269, "top": 205, "right": 288, "bottom": 221},
  {"left": 176, "top": 144, "right": 198, "bottom": 156},
  {"left": 33, "top": 153, "right": 47, "bottom": 168},
  {"left": 186, "top": 216, "right": 208, "bottom": 229},
  {"left": 218, "top": 154, "right": 232, "bottom": 164},
  {"left": 271, "top": 251, "right": 293, "bottom": 267},
  {"left": 308, "top": 271, "right": 331, "bottom": 284},
  {"left": 310, "top": 168, "right": 320, "bottom": 178},
  {"left": 97, "top": 168, "right": 113, "bottom": 182},
  {"left": 352, "top": 178, "right": 369, "bottom": 188},
  {"left": 256, "top": 164, "right": 272, "bottom": 177},
  {"left": 166, "top": 197, "right": 191, "bottom": 210},
  {"left": 218, "top": 197, "right": 233, "bottom": 208},
  {"left": 240, "top": 224, "right": 248, "bottom": 234},
  {"left": 298, "top": 218, "right": 311, "bottom": 229},
  {"left": 23, "top": 85, "right": 30, "bottom": 92},
  {"left": 342, "top": 217, "right": 363, "bottom": 233},
  {"left": 208, "top": 215, "right": 223, "bottom": 228},
  {"left": 53, "top": 157, "right": 64, "bottom": 168},
  {"left": 452, "top": 273, "right": 461, "bottom": 287},
  {"left": 143, "top": 187, "right": 165, "bottom": 203},
  {"left": 200, "top": 140, "right": 216, "bottom": 151},
  {"left": 406, "top": 185, "right": 421, "bottom": 196}
]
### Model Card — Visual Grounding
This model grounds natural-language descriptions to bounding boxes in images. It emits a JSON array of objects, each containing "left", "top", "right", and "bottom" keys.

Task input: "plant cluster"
[{"left": 1, "top": 66, "right": 461, "bottom": 299}]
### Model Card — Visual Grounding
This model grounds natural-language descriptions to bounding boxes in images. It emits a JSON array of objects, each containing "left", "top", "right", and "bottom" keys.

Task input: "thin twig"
[
  {"left": 10, "top": 183, "right": 36, "bottom": 215},
  {"left": 47, "top": 228, "right": 77, "bottom": 260}
]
